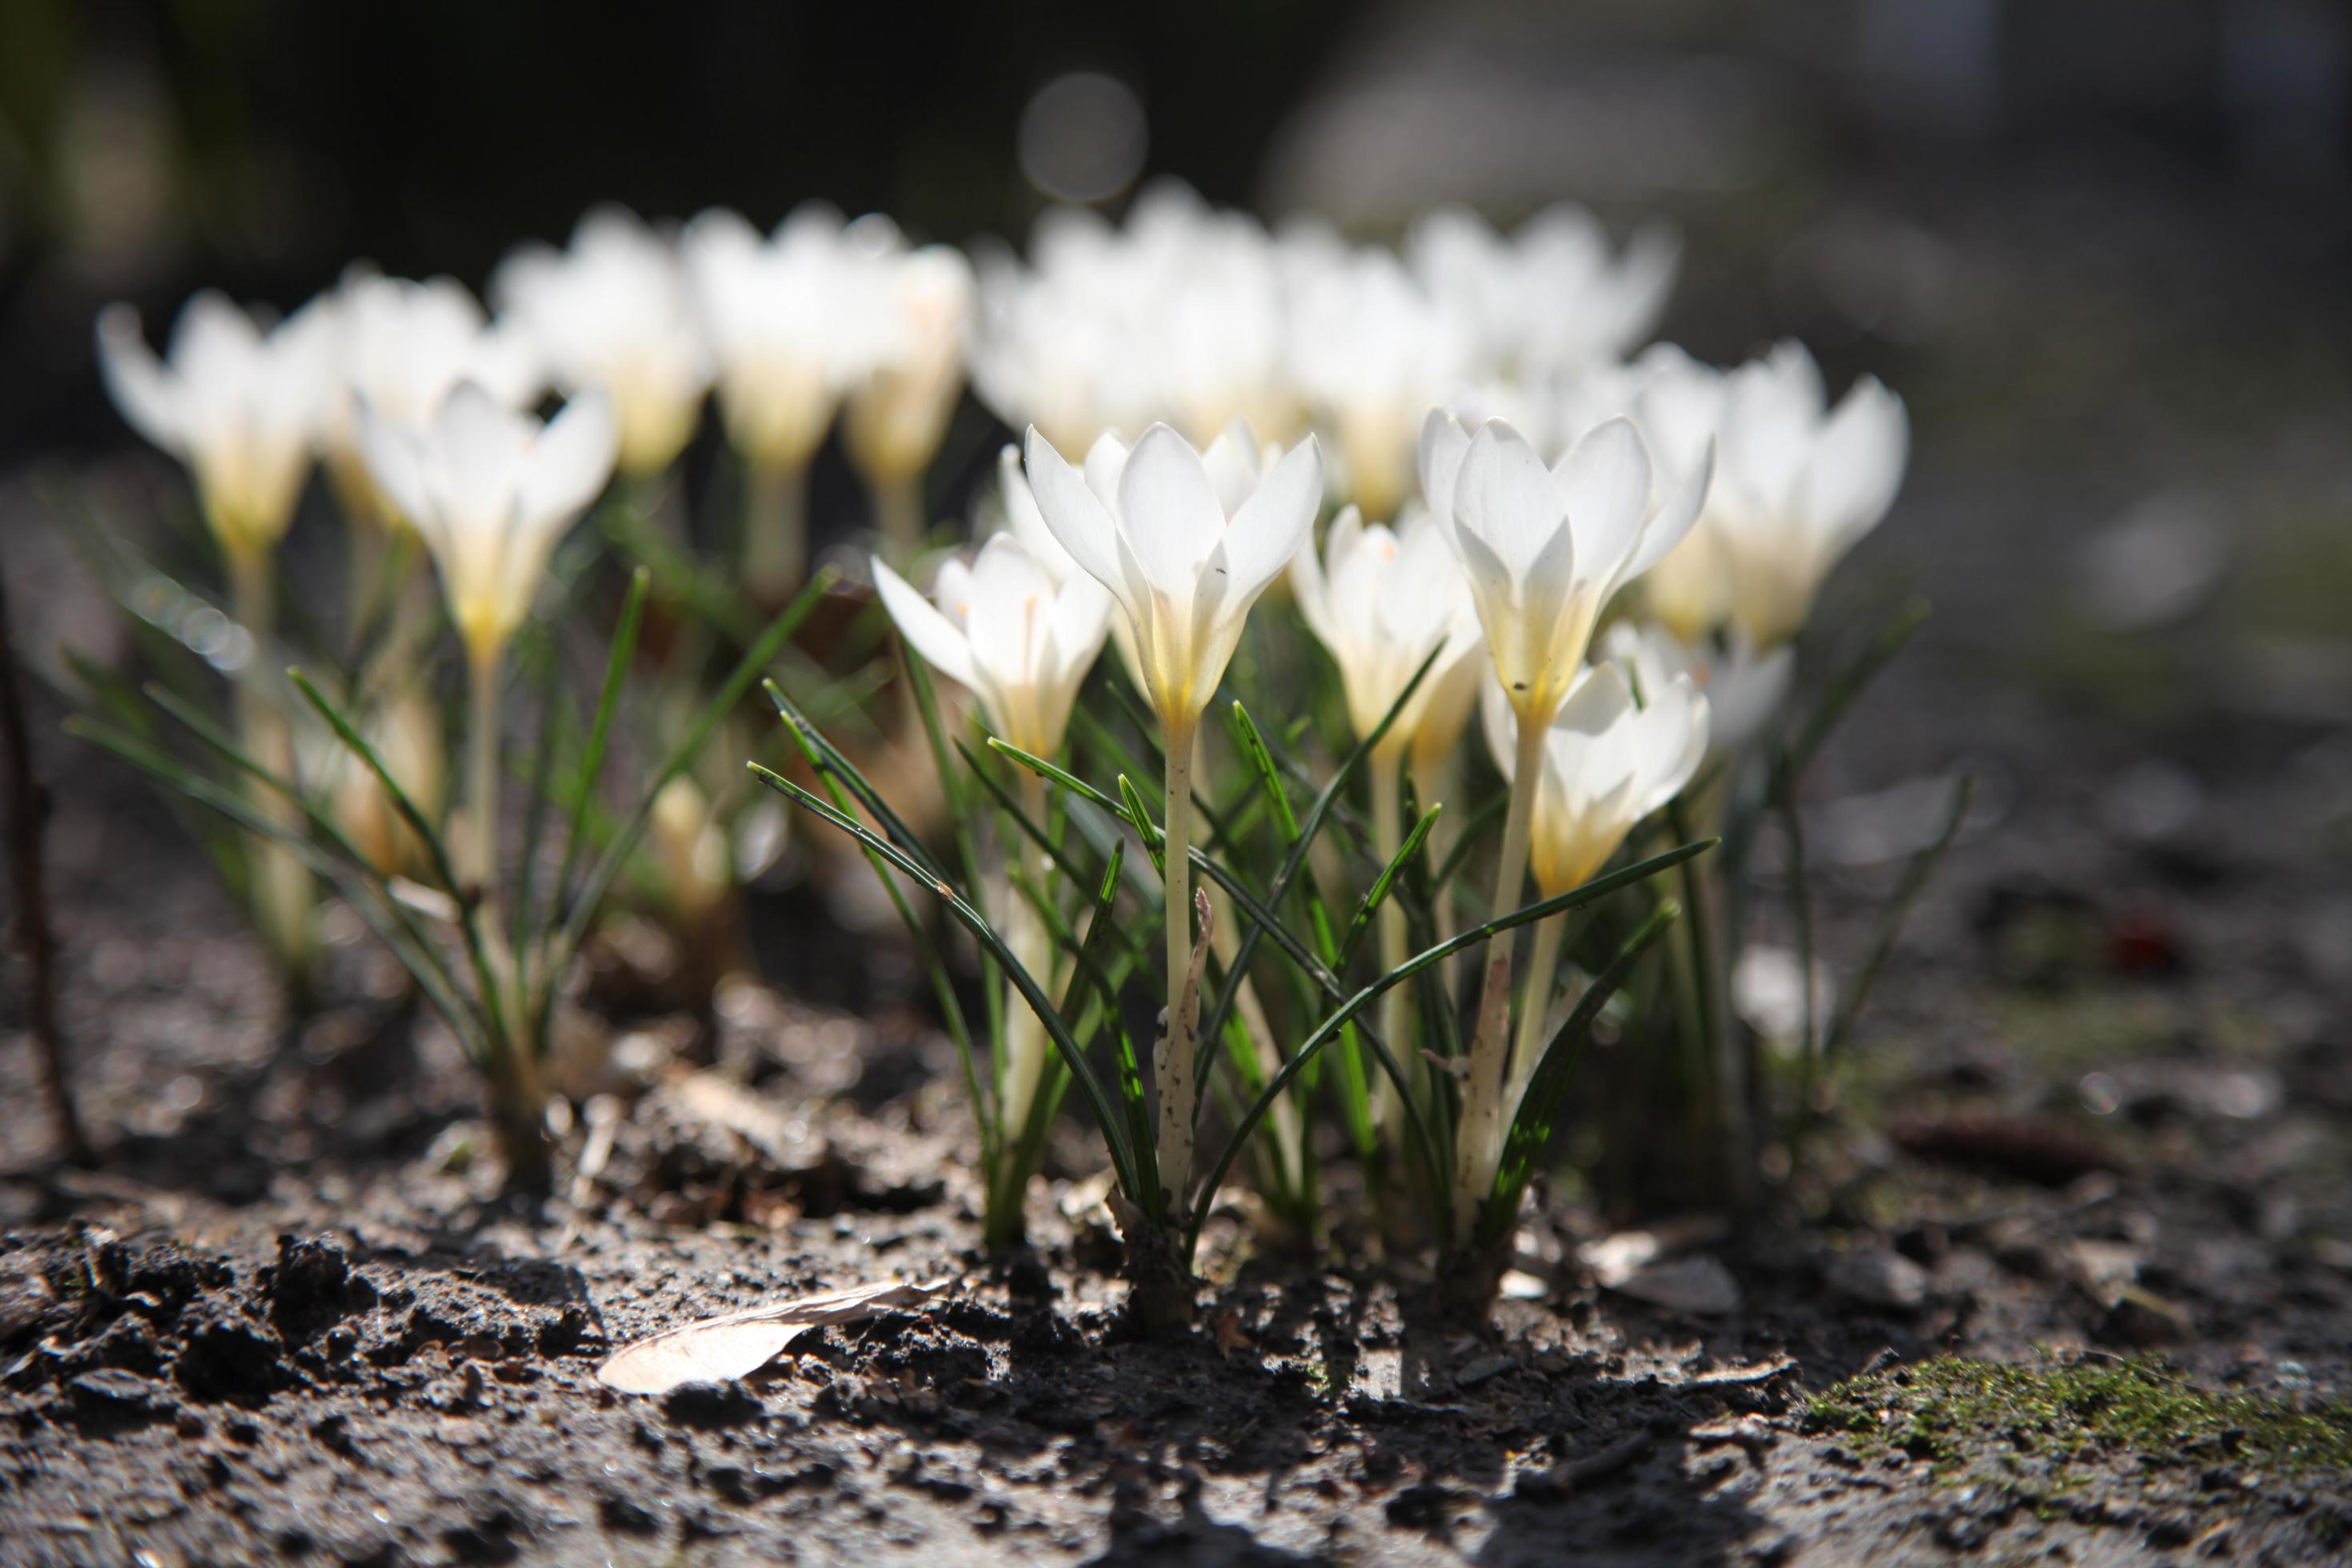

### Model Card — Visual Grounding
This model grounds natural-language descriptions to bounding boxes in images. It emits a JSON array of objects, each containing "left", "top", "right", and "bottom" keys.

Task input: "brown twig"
[{"left": 0, "top": 556, "right": 92, "bottom": 1165}]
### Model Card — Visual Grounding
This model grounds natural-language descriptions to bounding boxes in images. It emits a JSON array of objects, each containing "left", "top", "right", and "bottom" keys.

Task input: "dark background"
[{"left": 3, "top": 0, "right": 2350, "bottom": 775}]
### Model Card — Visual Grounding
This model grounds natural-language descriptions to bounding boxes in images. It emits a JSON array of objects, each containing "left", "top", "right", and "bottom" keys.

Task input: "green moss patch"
[{"left": 1803, "top": 1355, "right": 2352, "bottom": 1486}]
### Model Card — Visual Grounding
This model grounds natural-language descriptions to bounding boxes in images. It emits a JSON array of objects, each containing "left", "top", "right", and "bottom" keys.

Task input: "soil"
[{"left": 7, "top": 146, "right": 2352, "bottom": 1568}]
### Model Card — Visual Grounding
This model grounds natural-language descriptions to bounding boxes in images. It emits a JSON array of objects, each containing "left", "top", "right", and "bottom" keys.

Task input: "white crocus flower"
[
  {"left": 681, "top": 204, "right": 862, "bottom": 474},
  {"left": 492, "top": 206, "right": 712, "bottom": 477},
  {"left": 843, "top": 238, "right": 977, "bottom": 557},
  {"left": 1290, "top": 499, "right": 1485, "bottom": 1072},
  {"left": 1407, "top": 202, "right": 1678, "bottom": 379},
  {"left": 1482, "top": 660, "right": 1711, "bottom": 901},
  {"left": 870, "top": 536, "right": 1112, "bottom": 764},
  {"left": 359, "top": 382, "right": 618, "bottom": 886},
  {"left": 682, "top": 203, "right": 866, "bottom": 594},
  {"left": 1602, "top": 619, "right": 1793, "bottom": 766},
  {"left": 96, "top": 291, "right": 340, "bottom": 565},
  {"left": 872, "top": 535, "right": 1113, "bottom": 1138},
  {"left": 1419, "top": 410, "right": 1706, "bottom": 731},
  {"left": 970, "top": 182, "right": 1292, "bottom": 454},
  {"left": 1710, "top": 342, "right": 1910, "bottom": 647},
  {"left": 1419, "top": 405, "right": 1706, "bottom": 1240},
  {"left": 1478, "top": 654, "right": 1709, "bottom": 1146},
  {"left": 1290, "top": 504, "right": 1484, "bottom": 762},
  {"left": 97, "top": 290, "right": 341, "bottom": 969},
  {"left": 1023, "top": 418, "right": 1322, "bottom": 1202},
  {"left": 1284, "top": 242, "right": 1467, "bottom": 522},
  {"left": 317, "top": 270, "right": 541, "bottom": 534}
]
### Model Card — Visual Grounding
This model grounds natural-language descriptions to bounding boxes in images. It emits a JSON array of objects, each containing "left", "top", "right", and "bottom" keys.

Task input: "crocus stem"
[
  {"left": 465, "top": 643, "right": 502, "bottom": 900},
  {"left": 1505, "top": 909, "right": 1566, "bottom": 1121},
  {"left": 871, "top": 470, "right": 924, "bottom": 565},
  {"left": 1411, "top": 748, "right": 1460, "bottom": 983},
  {"left": 1452, "top": 706, "right": 1548, "bottom": 1238},
  {"left": 1000, "top": 769, "right": 1051, "bottom": 1137},
  {"left": 742, "top": 458, "right": 810, "bottom": 603},
  {"left": 1154, "top": 717, "right": 1199, "bottom": 1207},
  {"left": 226, "top": 544, "right": 310, "bottom": 975},
  {"left": 1368, "top": 750, "right": 1406, "bottom": 1125}
]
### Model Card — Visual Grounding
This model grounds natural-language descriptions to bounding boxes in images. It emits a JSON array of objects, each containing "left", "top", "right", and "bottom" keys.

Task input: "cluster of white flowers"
[
  {"left": 94, "top": 185, "right": 1908, "bottom": 1219},
  {"left": 966, "top": 182, "right": 1677, "bottom": 526}
]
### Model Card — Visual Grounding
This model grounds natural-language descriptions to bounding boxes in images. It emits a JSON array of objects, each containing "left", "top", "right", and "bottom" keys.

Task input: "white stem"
[
  {"left": 466, "top": 645, "right": 502, "bottom": 899},
  {"left": 1452, "top": 706, "right": 1548, "bottom": 1238},
  {"left": 1506, "top": 910, "right": 1567, "bottom": 1123},
  {"left": 1000, "top": 770, "right": 1051, "bottom": 1135},
  {"left": 742, "top": 459, "right": 810, "bottom": 602},
  {"left": 1412, "top": 749, "right": 1461, "bottom": 986},
  {"left": 1368, "top": 750, "right": 1406, "bottom": 1128},
  {"left": 871, "top": 470, "right": 924, "bottom": 565},
  {"left": 227, "top": 547, "right": 310, "bottom": 968},
  {"left": 1154, "top": 719, "right": 1198, "bottom": 1206}
]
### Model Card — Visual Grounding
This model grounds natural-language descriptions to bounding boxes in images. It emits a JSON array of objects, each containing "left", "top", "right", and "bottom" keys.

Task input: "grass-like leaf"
[
  {"left": 1187, "top": 836, "right": 1716, "bottom": 1250},
  {"left": 1822, "top": 774, "right": 1972, "bottom": 1062},
  {"left": 750, "top": 761, "right": 1147, "bottom": 1205},
  {"left": 1479, "top": 900, "right": 1682, "bottom": 1248}
]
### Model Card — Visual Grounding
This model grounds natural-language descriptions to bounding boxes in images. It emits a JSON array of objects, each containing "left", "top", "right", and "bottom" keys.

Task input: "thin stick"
[{"left": 0, "top": 561, "right": 92, "bottom": 1163}]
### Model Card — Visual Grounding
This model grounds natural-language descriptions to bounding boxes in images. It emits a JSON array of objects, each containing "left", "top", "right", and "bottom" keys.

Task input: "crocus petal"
[
  {"left": 1022, "top": 426, "right": 1130, "bottom": 608},
  {"left": 1800, "top": 378, "right": 1908, "bottom": 554},
  {"left": 1116, "top": 423, "right": 1227, "bottom": 602},
  {"left": 518, "top": 389, "right": 618, "bottom": 526},
  {"left": 1221, "top": 435, "right": 1321, "bottom": 604},
  {"left": 1551, "top": 416, "right": 1652, "bottom": 580},
  {"left": 1620, "top": 436, "right": 1714, "bottom": 586},
  {"left": 1454, "top": 418, "right": 1562, "bottom": 574},
  {"left": 356, "top": 402, "right": 434, "bottom": 530},
  {"left": 871, "top": 556, "right": 981, "bottom": 690},
  {"left": 1417, "top": 409, "right": 1470, "bottom": 526},
  {"left": 94, "top": 305, "right": 184, "bottom": 454}
]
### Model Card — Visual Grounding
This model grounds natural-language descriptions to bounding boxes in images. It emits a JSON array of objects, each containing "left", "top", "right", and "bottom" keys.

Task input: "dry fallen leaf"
[
  {"left": 596, "top": 1278, "right": 949, "bottom": 1395},
  {"left": 1210, "top": 1309, "right": 1250, "bottom": 1357}
]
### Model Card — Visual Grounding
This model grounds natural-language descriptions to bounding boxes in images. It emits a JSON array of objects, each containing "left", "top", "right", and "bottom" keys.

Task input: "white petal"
[
  {"left": 871, "top": 556, "right": 980, "bottom": 690},
  {"left": 1221, "top": 435, "right": 1321, "bottom": 605},
  {"left": 1454, "top": 418, "right": 1562, "bottom": 574},
  {"left": 1621, "top": 436, "right": 1714, "bottom": 586},
  {"left": 1022, "top": 426, "right": 1129, "bottom": 604},
  {"left": 1800, "top": 378, "right": 1908, "bottom": 554},
  {"left": 1417, "top": 409, "right": 1470, "bottom": 522},
  {"left": 1116, "top": 423, "right": 1226, "bottom": 602},
  {"left": 1552, "top": 417, "right": 1652, "bottom": 580},
  {"left": 518, "top": 389, "right": 618, "bottom": 526},
  {"left": 356, "top": 402, "right": 433, "bottom": 532},
  {"left": 93, "top": 305, "right": 184, "bottom": 454},
  {"left": 1480, "top": 674, "right": 1516, "bottom": 778}
]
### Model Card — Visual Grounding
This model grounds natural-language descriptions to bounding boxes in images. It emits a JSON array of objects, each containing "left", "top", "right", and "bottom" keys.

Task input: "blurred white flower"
[
  {"left": 1282, "top": 237, "right": 1468, "bottom": 522},
  {"left": 1564, "top": 342, "right": 1906, "bottom": 647},
  {"left": 1407, "top": 202, "right": 1678, "bottom": 379},
  {"left": 1024, "top": 418, "right": 1317, "bottom": 734},
  {"left": 358, "top": 383, "right": 618, "bottom": 666},
  {"left": 1602, "top": 619, "right": 1794, "bottom": 764},
  {"left": 1560, "top": 346, "right": 1731, "bottom": 643},
  {"left": 842, "top": 237, "right": 977, "bottom": 486},
  {"left": 1709, "top": 342, "right": 1908, "bottom": 646},
  {"left": 95, "top": 291, "right": 341, "bottom": 561},
  {"left": 1480, "top": 656, "right": 1710, "bottom": 898},
  {"left": 317, "top": 269, "right": 541, "bottom": 522},
  {"left": 1289, "top": 503, "right": 1484, "bottom": 758},
  {"left": 1419, "top": 410, "right": 1703, "bottom": 730},
  {"left": 680, "top": 203, "right": 866, "bottom": 474},
  {"left": 972, "top": 181, "right": 1292, "bottom": 454},
  {"left": 870, "top": 534, "right": 1113, "bottom": 760},
  {"left": 492, "top": 206, "right": 711, "bottom": 476}
]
